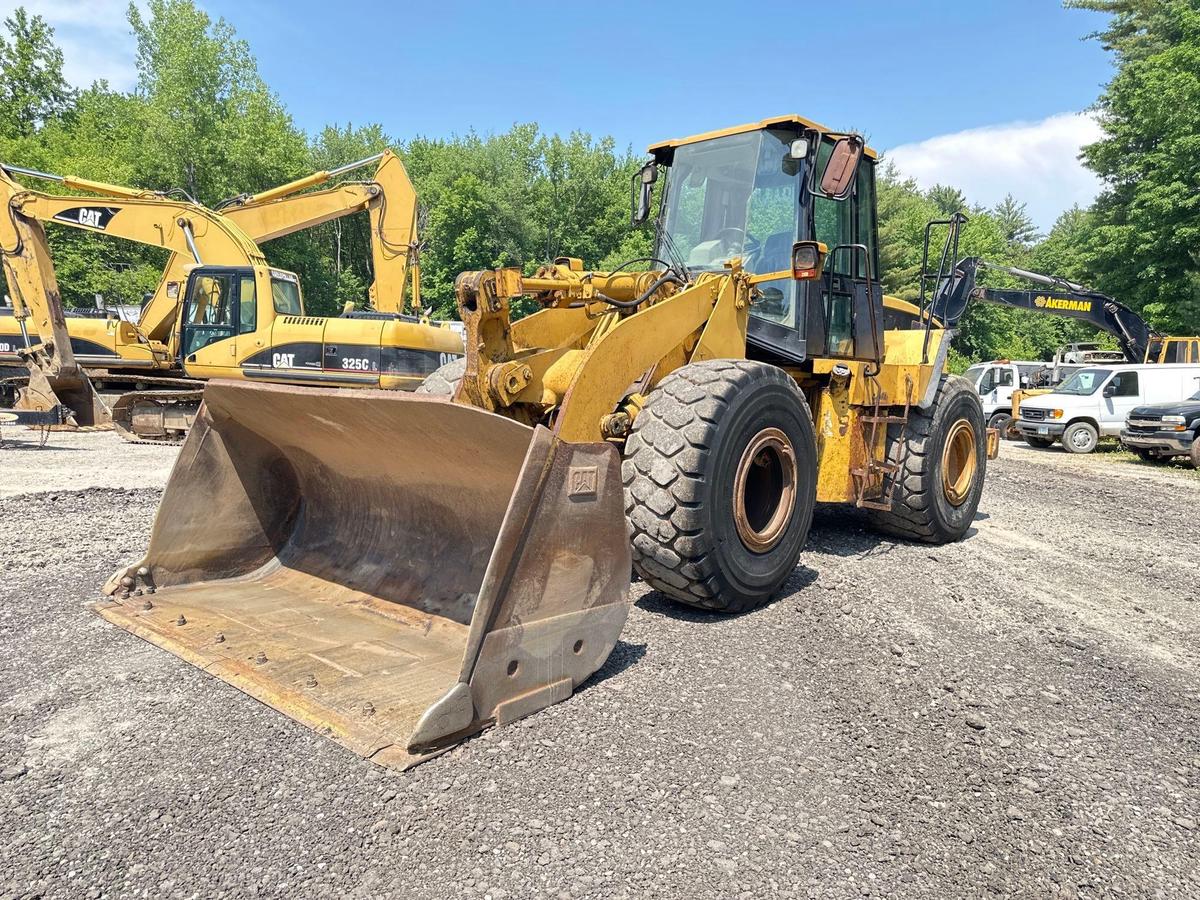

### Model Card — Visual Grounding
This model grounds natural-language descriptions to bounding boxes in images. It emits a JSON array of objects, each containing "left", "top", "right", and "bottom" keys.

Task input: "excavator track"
[{"left": 110, "top": 387, "right": 204, "bottom": 444}]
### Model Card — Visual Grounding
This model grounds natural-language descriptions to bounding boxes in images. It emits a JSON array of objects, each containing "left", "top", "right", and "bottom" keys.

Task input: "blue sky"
[{"left": 10, "top": 0, "right": 1116, "bottom": 229}]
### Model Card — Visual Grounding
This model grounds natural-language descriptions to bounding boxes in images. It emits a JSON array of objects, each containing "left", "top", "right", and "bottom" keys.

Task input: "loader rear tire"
[
  {"left": 622, "top": 360, "right": 817, "bottom": 614},
  {"left": 866, "top": 374, "right": 985, "bottom": 544},
  {"left": 415, "top": 357, "right": 466, "bottom": 395}
]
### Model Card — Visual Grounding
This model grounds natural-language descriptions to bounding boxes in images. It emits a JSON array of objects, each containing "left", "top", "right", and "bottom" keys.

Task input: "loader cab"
[
  {"left": 646, "top": 117, "right": 882, "bottom": 367},
  {"left": 178, "top": 265, "right": 304, "bottom": 377}
]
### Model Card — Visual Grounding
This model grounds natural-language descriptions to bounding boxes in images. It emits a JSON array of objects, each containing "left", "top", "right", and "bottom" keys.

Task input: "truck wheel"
[
  {"left": 1190, "top": 437, "right": 1200, "bottom": 470},
  {"left": 1062, "top": 421, "right": 1098, "bottom": 454},
  {"left": 415, "top": 357, "right": 466, "bottom": 395},
  {"left": 622, "top": 360, "right": 817, "bottom": 613},
  {"left": 867, "top": 375, "right": 986, "bottom": 544},
  {"left": 989, "top": 412, "right": 1013, "bottom": 439},
  {"left": 1023, "top": 435, "right": 1054, "bottom": 449}
]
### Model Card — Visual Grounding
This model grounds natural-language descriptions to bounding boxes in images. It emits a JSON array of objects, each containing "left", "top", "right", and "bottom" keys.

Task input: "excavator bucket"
[{"left": 96, "top": 380, "right": 631, "bottom": 769}]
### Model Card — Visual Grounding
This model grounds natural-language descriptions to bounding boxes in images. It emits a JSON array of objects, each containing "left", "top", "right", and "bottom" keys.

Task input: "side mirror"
[
  {"left": 818, "top": 135, "right": 864, "bottom": 200},
  {"left": 791, "top": 240, "right": 827, "bottom": 280},
  {"left": 631, "top": 161, "right": 657, "bottom": 226},
  {"left": 1102, "top": 382, "right": 1116, "bottom": 398}
]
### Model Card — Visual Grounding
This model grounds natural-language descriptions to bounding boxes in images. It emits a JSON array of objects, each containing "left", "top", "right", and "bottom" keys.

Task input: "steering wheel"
[{"left": 715, "top": 227, "right": 760, "bottom": 257}]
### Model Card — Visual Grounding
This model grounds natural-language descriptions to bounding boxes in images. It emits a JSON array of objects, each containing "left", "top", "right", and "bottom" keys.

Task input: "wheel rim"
[
  {"left": 1069, "top": 427, "right": 1093, "bottom": 451},
  {"left": 941, "top": 419, "right": 978, "bottom": 507},
  {"left": 733, "top": 427, "right": 797, "bottom": 553}
]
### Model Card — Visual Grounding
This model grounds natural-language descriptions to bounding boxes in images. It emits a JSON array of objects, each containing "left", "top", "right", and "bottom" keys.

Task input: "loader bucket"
[{"left": 96, "top": 380, "right": 631, "bottom": 769}]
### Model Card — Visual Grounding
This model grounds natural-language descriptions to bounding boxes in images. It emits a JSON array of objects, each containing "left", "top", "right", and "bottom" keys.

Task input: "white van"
[{"left": 1015, "top": 364, "right": 1200, "bottom": 453}]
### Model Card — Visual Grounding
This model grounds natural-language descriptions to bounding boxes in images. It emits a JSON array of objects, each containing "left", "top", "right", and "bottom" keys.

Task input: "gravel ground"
[
  {"left": 1, "top": 433, "right": 1198, "bottom": 899},
  {"left": 0, "top": 427, "right": 177, "bottom": 498}
]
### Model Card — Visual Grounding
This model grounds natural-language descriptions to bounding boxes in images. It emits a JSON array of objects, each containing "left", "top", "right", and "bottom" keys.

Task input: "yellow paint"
[{"left": 648, "top": 114, "right": 879, "bottom": 159}]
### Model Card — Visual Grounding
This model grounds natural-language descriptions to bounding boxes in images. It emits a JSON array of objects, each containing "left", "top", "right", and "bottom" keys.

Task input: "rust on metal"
[
  {"left": 96, "top": 379, "right": 631, "bottom": 769},
  {"left": 732, "top": 427, "right": 798, "bottom": 553}
]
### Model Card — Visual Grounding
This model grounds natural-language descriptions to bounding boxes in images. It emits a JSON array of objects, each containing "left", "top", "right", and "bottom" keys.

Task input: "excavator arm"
[
  {"left": 932, "top": 256, "right": 1157, "bottom": 363},
  {"left": 0, "top": 163, "right": 266, "bottom": 424},
  {"left": 136, "top": 150, "right": 421, "bottom": 345}
]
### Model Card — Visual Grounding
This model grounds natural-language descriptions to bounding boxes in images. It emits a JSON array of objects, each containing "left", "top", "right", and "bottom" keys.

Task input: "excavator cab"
[
  {"left": 176, "top": 264, "right": 303, "bottom": 378},
  {"left": 646, "top": 119, "right": 883, "bottom": 367}
]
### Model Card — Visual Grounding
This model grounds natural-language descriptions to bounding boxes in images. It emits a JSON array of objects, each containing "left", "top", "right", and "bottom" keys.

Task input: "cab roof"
[{"left": 647, "top": 114, "right": 879, "bottom": 160}]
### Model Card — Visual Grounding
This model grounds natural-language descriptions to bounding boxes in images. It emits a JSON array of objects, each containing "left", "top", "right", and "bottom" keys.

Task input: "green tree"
[
  {"left": 127, "top": 0, "right": 306, "bottom": 204},
  {"left": 993, "top": 193, "right": 1039, "bottom": 248},
  {"left": 927, "top": 184, "right": 967, "bottom": 217},
  {"left": 0, "top": 8, "right": 75, "bottom": 139},
  {"left": 1070, "top": 0, "right": 1200, "bottom": 333}
]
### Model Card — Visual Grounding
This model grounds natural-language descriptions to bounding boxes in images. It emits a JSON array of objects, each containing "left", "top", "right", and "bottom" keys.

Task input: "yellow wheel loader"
[
  {"left": 0, "top": 160, "right": 462, "bottom": 441},
  {"left": 98, "top": 115, "right": 989, "bottom": 768}
]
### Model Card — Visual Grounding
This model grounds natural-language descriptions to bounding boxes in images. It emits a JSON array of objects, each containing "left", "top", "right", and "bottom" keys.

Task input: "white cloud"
[
  {"left": 884, "top": 112, "right": 1105, "bottom": 233},
  {"left": 0, "top": 0, "right": 144, "bottom": 91}
]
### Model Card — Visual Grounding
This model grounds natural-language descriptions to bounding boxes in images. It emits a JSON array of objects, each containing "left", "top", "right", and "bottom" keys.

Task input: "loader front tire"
[
  {"left": 622, "top": 360, "right": 817, "bottom": 614},
  {"left": 866, "top": 374, "right": 985, "bottom": 544},
  {"left": 415, "top": 357, "right": 466, "bottom": 395}
]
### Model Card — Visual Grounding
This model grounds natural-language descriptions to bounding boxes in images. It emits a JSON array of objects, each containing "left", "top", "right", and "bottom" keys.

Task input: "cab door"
[
  {"left": 807, "top": 156, "right": 883, "bottom": 363},
  {"left": 1099, "top": 370, "right": 1141, "bottom": 431},
  {"left": 179, "top": 269, "right": 254, "bottom": 378}
]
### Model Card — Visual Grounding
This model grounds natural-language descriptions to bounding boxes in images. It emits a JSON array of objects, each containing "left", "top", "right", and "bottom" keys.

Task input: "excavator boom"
[{"left": 137, "top": 149, "right": 420, "bottom": 348}]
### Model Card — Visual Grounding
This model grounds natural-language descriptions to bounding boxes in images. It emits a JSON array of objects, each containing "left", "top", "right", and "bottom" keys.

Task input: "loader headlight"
[{"left": 791, "top": 241, "right": 827, "bottom": 281}]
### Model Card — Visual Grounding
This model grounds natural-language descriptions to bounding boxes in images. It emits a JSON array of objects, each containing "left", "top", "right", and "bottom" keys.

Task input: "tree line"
[{"left": 0, "top": 0, "right": 1195, "bottom": 367}]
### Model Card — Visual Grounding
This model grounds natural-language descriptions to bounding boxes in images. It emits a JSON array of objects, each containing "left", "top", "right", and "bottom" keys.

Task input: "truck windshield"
[
  {"left": 657, "top": 129, "right": 801, "bottom": 328},
  {"left": 1055, "top": 367, "right": 1107, "bottom": 396},
  {"left": 964, "top": 365, "right": 985, "bottom": 387}
]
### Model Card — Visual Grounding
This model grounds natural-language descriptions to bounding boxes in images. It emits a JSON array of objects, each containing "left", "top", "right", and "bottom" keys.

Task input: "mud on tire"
[
  {"left": 415, "top": 357, "right": 466, "bottom": 395},
  {"left": 622, "top": 360, "right": 817, "bottom": 614},
  {"left": 867, "top": 374, "right": 986, "bottom": 544}
]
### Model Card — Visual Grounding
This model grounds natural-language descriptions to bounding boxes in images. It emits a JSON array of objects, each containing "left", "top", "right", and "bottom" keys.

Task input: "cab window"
[
  {"left": 854, "top": 163, "right": 877, "bottom": 278},
  {"left": 271, "top": 276, "right": 303, "bottom": 315},
  {"left": 239, "top": 275, "right": 257, "bottom": 335},
  {"left": 1108, "top": 371, "right": 1139, "bottom": 397},
  {"left": 182, "top": 272, "right": 237, "bottom": 356}
]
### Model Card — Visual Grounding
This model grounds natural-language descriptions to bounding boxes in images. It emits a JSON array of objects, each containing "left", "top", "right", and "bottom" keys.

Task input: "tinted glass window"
[
  {"left": 272, "top": 276, "right": 303, "bottom": 315},
  {"left": 854, "top": 162, "right": 877, "bottom": 278},
  {"left": 1109, "top": 371, "right": 1139, "bottom": 397},
  {"left": 239, "top": 275, "right": 256, "bottom": 335},
  {"left": 183, "top": 272, "right": 236, "bottom": 356}
]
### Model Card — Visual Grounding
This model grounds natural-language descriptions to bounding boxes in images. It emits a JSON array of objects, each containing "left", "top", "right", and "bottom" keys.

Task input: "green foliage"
[
  {"left": 993, "top": 194, "right": 1039, "bottom": 248},
  {"left": 1071, "top": 0, "right": 1200, "bottom": 334},
  {"left": 2, "top": 0, "right": 1194, "bottom": 369},
  {"left": 127, "top": 0, "right": 306, "bottom": 204},
  {"left": 0, "top": 8, "right": 74, "bottom": 139}
]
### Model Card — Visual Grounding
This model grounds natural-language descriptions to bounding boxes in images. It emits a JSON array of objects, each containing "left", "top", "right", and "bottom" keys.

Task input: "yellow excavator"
[
  {"left": 0, "top": 156, "right": 462, "bottom": 440},
  {"left": 99, "top": 115, "right": 992, "bottom": 768}
]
